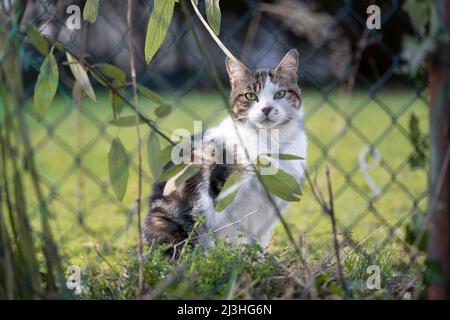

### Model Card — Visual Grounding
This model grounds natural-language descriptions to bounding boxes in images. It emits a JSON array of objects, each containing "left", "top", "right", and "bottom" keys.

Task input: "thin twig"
[
  {"left": 73, "top": 19, "right": 96, "bottom": 237},
  {"left": 341, "top": 222, "right": 389, "bottom": 262},
  {"left": 189, "top": 0, "right": 239, "bottom": 63},
  {"left": 86, "top": 62, "right": 175, "bottom": 145},
  {"left": 304, "top": 168, "right": 327, "bottom": 213},
  {"left": 127, "top": 0, "right": 144, "bottom": 295},
  {"left": 305, "top": 166, "right": 349, "bottom": 297},
  {"left": 58, "top": 45, "right": 175, "bottom": 146},
  {"left": 95, "top": 245, "right": 121, "bottom": 278},
  {"left": 325, "top": 166, "right": 349, "bottom": 298},
  {"left": 346, "top": 28, "right": 369, "bottom": 92}
]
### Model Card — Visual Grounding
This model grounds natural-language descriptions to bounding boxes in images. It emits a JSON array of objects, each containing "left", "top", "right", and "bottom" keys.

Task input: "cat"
[{"left": 144, "top": 49, "right": 307, "bottom": 253}]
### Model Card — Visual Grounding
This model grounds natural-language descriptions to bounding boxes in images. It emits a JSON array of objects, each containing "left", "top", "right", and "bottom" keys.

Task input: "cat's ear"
[
  {"left": 274, "top": 49, "right": 299, "bottom": 79},
  {"left": 225, "top": 57, "right": 250, "bottom": 87}
]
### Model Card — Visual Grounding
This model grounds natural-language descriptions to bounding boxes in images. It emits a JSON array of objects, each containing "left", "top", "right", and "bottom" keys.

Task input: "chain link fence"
[{"left": 2, "top": 0, "right": 437, "bottom": 298}]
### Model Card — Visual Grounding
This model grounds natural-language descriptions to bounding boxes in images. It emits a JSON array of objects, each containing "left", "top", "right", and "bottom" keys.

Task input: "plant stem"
[
  {"left": 189, "top": 0, "right": 239, "bottom": 63},
  {"left": 127, "top": 0, "right": 144, "bottom": 295},
  {"left": 325, "top": 166, "right": 349, "bottom": 298}
]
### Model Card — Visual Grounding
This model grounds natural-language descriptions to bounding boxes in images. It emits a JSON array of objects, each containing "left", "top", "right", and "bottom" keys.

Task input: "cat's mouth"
[
  {"left": 259, "top": 117, "right": 281, "bottom": 127},
  {"left": 253, "top": 118, "right": 279, "bottom": 129}
]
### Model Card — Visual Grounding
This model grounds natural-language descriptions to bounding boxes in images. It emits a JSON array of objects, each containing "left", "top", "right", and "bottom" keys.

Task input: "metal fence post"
[{"left": 428, "top": 0, "right": 450, "bottom": 300}]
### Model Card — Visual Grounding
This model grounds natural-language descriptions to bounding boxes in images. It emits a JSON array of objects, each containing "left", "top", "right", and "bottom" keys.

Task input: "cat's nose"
[{"left": 261, "top": 106, "right": 273, "bottom": 116}]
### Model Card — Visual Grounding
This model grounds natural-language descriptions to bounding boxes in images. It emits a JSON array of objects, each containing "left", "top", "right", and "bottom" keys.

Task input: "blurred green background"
[{"left": 21, "top": 88, "right": 428, "bottom": 265}]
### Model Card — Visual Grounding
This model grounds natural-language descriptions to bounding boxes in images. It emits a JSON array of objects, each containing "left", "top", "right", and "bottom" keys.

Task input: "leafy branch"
[
  {"left": 26, "top": 25, "right": 174, "bottom": 144},
  {"left": 401, "top": 0, "right": 449, "bottom": 76},
  {"left": 27, "top": 1, "right": 308, "bottom": 260}
]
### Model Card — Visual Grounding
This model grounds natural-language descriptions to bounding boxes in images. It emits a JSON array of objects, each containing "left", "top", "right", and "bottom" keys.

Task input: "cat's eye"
[
  {"left": 274, "top": 90, "right": 286, "bottom": 99},
  {"left": 244, "top": 92, "right": 258, "bottom": 101}
]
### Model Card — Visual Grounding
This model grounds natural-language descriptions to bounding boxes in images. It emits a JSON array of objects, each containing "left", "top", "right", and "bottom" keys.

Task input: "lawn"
[{"left": 19, "top": 87, "right": 429, "bottom": 299}]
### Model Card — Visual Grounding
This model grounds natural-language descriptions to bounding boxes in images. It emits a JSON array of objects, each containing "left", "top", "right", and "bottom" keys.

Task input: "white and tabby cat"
[{"left": 144, "top": 49, "right": 307, "bottom": 252}]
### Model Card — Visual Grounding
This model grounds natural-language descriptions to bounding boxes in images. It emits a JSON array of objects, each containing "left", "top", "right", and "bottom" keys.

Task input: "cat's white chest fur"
[{"left": 199, "top": 112, "right": 307, "bottom": 248}]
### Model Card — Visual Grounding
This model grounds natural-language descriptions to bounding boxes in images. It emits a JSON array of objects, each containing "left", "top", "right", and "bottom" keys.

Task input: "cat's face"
[{"left": 226, "top": 49, "right": 301, "bottom": 129}]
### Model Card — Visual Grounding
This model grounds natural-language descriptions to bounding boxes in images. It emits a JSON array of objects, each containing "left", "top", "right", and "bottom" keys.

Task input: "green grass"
[{"left": 19, "top": 87, "right": 428, "bottom": 299}]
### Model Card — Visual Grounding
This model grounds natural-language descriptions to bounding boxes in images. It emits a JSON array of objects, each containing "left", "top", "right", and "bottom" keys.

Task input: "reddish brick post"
[{"left": 428, "top": 0, "right": 450, "bottom": 300}]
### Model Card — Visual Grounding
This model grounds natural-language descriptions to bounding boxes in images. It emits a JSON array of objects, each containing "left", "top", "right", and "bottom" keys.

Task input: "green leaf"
[
  {"left": 95, "top": 63, "right": 126, "bottom": 84},
  {"left": 83, "top": 0, "right": 99, "bottom": 23},
  {"left": 259, "top": 165, "right": 301, "bottom": 202},
  {"left": 53, "top": 40, "right": 66, "bottom": 52},
  {"left": 409, "top": 113, "right": 420, "bottom": 140},
  {"left": 155, "top": 104, "right": 172, "bottom": 118},
  {"left": 72, "top": 80, "right": 83, "bottom": 100},
  {"left": 424, "top": 259, "right": 447, "bottom": 285},
  {"left": 402, "top": 0, "right": 430, "bottom": 36},
  {"left": 137, "top": 84, "right": 171, "bottom": 117},
  {"left": 110, "top": 116, "right": 144, "bottom": 127},
  {"left": 159, "top": 163, "right": 187, "bottom": 182},
  {"left": 408, "top": 113, "right": 428, "bottom": 169},
  {"left": 34, "top": 53, "right": 59, "bottom": 121},
  {"left": 400, "top": 36, "right": 436, "bottom": 76},
  {"left": 265, "top": 153, "right": 304, "bottom": 160},
  {"left": 25, "top": 23, "right": 48, "bottom": 56},
  {"left": 66, "top": 51, "right": 97, "bottom": 101},
  {"left": 144, "top": 0, "right": 176, "bottom": 64},
  {"left": 161, "top": 144, "right": 174, "bottom": 164},
  {"left": 137, "top": 84, "right": 165, "bottom": 105},
  {"left": 109, "top": 87, "right": 125, "bottom": 115},
  {"left": 174, "top": 164, "right": 201, "bottom": 187},
  {"left": 147, "top": 131, "right": 163, "bottom": 180},
  {"left": 89, "top": 69, "right": 107, "bottom": 87},
  {"left": 405, "top": 214, "right": 427, "bottom": 251},
  {"left": 205, "top": 0, "right": 221, "bottom": 36},
  {"left": 163, "top": 164, "right": 201, "bottom": 196},
  {"left": 215, "top": 170, "right": 240, "bottom": 212},
  {"left": 108, "top": 138, "right": 129, "bottom": 201}
]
